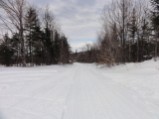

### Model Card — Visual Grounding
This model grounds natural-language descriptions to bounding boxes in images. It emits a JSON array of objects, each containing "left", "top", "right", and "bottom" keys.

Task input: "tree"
[
  {"left": 25, "top": 6, "right": 41, "bottom": 64},
  {"left": 42, "top": 7, "right": 71, "bottom": 64},
  {"left": 0, "top": 2, "right": 71, "bottom": 66},
  {"left": 0, "top": 0, "right": 27, "bottom": 66},
  {"left": 42, "top": 7, "right": 56, "bottom": 64},
  {"left": 128, "top": 8, "right": 137, "bottom": 44},
  {"left": 0, "top": 34, "right": 14, "bottom": 66},
  {"left": 102, "top": 0, "right": 134, "bottom": 63},
  {"left": 11, "top": 33, "right": 21, "bottom": 64},
  {"left": 128, "top": 8, "right": 137, "bottom": 61},
  {"left": 59, "top": 36, "right": 70, "bottom": 64},
  {"left": 53, "top": 31, "right": 61, "bottom": 64},
  {"left": 151, "top": 0, "right": 159, "bottom": 61}
]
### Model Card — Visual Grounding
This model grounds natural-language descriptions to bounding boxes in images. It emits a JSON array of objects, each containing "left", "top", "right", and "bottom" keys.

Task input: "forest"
[
  {"left": 74, "top": 0, "right": 159, "bottom": 65},
  {"left": 0, "top": 0, "right": 159, "bottom": 66},
  {"left": 0, "top": 0, "right": 70, "bottom": 66}
]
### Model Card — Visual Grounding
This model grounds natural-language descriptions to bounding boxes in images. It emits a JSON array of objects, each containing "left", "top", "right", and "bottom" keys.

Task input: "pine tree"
[
  {"left": 53, "top": 31, "right": 60, "bottom": 64},
  {"left": 128, "top": 8, "right": 137, "bottom": 62},
  {"left": 10, "top": 33, "right": 21, "bottom": 65},
  {"left": 151, "top": 0, "right": 159, "bottom": 60},
  {"left": 25, "top": 7, "right": 42, "bottom": 64},
  {"left": 129, "top": 8, "right": 137, "bottom": 44},
  {"left": 59, "top": 36, "right": 70, "bottom": 63},
  {"left": 0, "top": 34, "right": 14, "bottom": 66}
]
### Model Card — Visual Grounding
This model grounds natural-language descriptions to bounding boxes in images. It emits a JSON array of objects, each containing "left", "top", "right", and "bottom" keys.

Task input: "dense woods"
[
  {"left": 0, "top": 0, "right": 70, "bottom": 66},
  {"left": 74, "top": 0, "right": 159, "bottom": 65},
  {"left": 0, "top": 0, "right": 159, "bottom": 66}
]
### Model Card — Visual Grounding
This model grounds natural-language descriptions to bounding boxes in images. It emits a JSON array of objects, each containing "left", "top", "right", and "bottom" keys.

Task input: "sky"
[{"left": 30, "top": 0, "right": 111, "bottom": 51}]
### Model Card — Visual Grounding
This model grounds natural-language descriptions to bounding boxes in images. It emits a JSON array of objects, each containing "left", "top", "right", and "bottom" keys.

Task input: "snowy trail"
[
  {"left": 0, "top": 63, "right": 158, "bottom": 119},
  {"left": 62, "top": 64, "right": 155, "bottom": 119}
]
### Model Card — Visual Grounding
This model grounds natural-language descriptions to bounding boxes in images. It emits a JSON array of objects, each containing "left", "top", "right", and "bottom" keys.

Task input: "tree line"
[
  {"left": 1, "top": 0, "right": 159, "bottom": 66},
  {"left": 0, "top": 0, "right": 70, "bottom": 66},
  {"left": 74, "top": 0, "right": 159, "bottom": 65}
]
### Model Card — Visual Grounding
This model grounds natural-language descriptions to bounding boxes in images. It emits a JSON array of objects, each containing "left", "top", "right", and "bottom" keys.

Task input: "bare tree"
[
  {"left": 43, "top": 6, "right": 57, "bottom": 41},
  {"left": 101, "top": 0, "right": 134, "bottom": 63},
  {"left": 0, "top": 0, "right": 26, "bottom": 66}
]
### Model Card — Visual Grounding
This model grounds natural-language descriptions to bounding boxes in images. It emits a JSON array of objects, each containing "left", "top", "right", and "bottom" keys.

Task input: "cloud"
[{"left": 29, "top": 0, "right": 111, "bottom": 51}]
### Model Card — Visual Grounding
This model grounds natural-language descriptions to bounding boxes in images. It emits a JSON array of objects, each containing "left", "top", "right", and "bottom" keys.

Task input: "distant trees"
[
  {"left": 0, "top": 1, "right": 70, "bottom": 66},
  {"left": 72, "top": 45, "right": 99, "bottom": 63}
]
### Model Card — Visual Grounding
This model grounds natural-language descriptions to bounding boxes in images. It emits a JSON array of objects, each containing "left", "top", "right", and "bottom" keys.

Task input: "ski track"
[{"left": 0, "top": 63, "right": 158, "bottom": 119}]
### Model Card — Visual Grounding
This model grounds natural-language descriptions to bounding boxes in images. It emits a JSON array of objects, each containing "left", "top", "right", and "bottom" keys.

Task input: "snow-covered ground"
[{"left": 0, "top": 60, "right": 159, "bottom": 119}]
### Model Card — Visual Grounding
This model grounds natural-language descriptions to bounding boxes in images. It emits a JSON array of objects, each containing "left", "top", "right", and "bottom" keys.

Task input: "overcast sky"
[{"left": 30, "top": 0, "right": 111, "bottom": 51}]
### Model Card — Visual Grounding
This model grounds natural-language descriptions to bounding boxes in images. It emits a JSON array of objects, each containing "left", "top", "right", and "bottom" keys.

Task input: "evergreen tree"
[
  {"left": 0, "top": 34, "right": 14, "bottom": 66},
  {"left": 43, "top": 27, "right": 54, "bottom": 64},
  {"left": 53, "top": 31, "right": 61, "bottom": 64},
  {"left": 151, "top": 0, "right": 159, "bottom": 60},
  {"left": 128, "top": 8, "right": 137, "bottom": 62},
  {"left": 129, "top": 8, "right": 137, "bottom": 44},
  {"left": 25, "top": 6, "right": 42, "bottom": 64},
  {"left": 10, "top": 33, "right": 21, "bottom": 65},
  {"left": 0, "top": 5, "right": 71, "bottom": 66},
  {"left": 59, "top": 36, "right": 70, "bottom": 63}
]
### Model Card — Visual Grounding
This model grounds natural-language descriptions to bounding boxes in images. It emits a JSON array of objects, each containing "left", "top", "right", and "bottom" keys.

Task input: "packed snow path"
[{"left": 0, "top": 63, "right": 158, "bottom": 119}]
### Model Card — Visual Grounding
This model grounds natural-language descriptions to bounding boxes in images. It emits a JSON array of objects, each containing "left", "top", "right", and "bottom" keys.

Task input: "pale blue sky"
[{"left": 30, "top": 0, "right": 111, "bottom": 51}]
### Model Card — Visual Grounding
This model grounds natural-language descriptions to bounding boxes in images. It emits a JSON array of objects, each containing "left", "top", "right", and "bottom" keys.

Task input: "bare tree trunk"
[
  {"left": 0, "top": 0, "right": 26, "bottom": 66},
  {"left": 122, "top": 0, "right": 126, "bottom": 62},
  {"left": 137, "top": 31, "right": 140, "bottom": 62},
  {"left": 19, "top": 10, "right": 26, "bottom": 66},
  {"left": 154, "top": 37, "right": 158, "bottom": 61}
]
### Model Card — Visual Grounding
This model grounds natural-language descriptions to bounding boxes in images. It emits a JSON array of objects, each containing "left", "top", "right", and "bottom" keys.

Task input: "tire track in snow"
[
  {"left": 60, "top": 66, "right": 78, "bottom": 119},
  {"left": 61, "top": 64, "right": 157, "bottom": 119}
]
